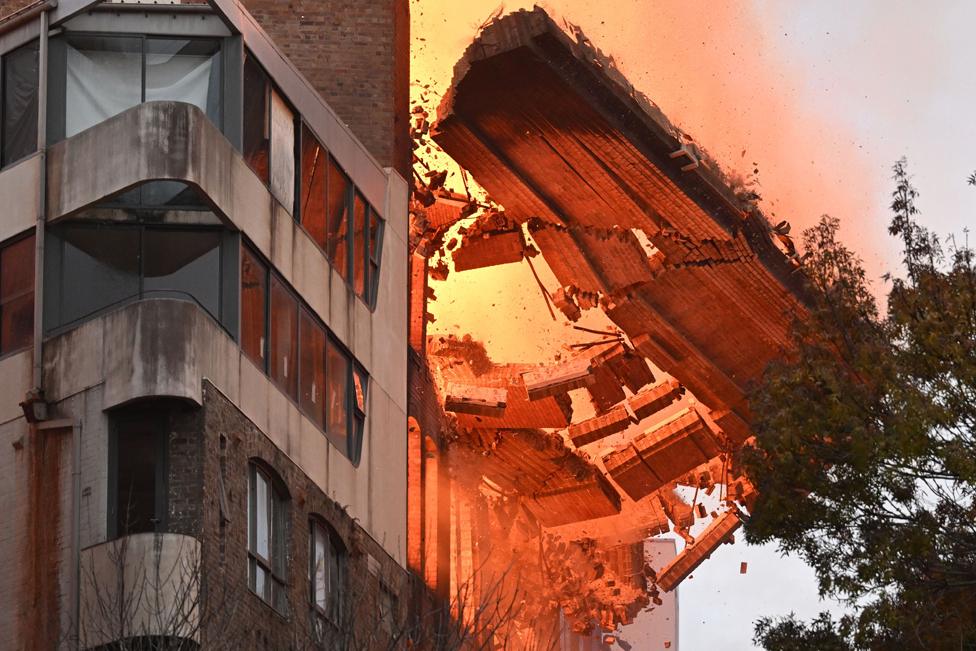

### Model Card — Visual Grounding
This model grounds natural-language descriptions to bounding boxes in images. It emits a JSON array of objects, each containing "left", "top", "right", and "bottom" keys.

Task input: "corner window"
[
  {"left": 352, "top": 193, "right": 368, "bottom": 298},
  {"left": 46, "top": 224, "right": 225, "bottom": 332},
  {"left": 62, "top": 35, "right": 221, "bottom": 139},
  {"left": 310, "top": 520, "right": 345, "bottom": 626},
  {"left": 248, "top": 462, "right": 288, "bottom": 613},
  {"left": 0, "top": 233, "right": 34, "bottom": 356},
  {"left": 110, "top": 409, "right": 168, "bottom": 538},
  {"left": 1, "top": 39, "right": 39, "bottom": 167},
  {"left": 242, "top": 50, "right": 270, "bottom": 184}
]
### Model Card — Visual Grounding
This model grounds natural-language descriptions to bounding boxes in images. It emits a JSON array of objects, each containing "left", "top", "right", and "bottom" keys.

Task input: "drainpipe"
[{"left": 31, "top": 5, "right": 49, "bottom": 393}]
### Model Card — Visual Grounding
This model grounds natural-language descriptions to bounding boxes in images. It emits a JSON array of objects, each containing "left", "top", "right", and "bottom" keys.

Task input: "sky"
[{"left": 411, "top": 1, "right": 976, "bottom": 648}]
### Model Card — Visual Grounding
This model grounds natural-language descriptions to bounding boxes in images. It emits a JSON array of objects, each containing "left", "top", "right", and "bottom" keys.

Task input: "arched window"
[
  {"left": 309, "top": 518, "right": 346, "bottom": 628},
  {"left": 248, "top": 461, "right": 288, "bottom": 613}
]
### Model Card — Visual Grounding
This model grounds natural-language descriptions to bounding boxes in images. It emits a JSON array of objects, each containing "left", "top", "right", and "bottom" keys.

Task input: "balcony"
[{"left": 79, "top": 533, "right": 202, "bottom": 650}]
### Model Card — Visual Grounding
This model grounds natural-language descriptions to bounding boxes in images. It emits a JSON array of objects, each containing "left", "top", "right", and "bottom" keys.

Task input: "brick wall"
[
  {"left": 191, "top": 382, "right": 412, "bottom": 650},
  {"left": 241, "top": 0, "right": 411, "bottom": 179}
]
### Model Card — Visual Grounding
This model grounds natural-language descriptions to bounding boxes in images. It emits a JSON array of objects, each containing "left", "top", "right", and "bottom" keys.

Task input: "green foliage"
[
  {"left": 754, "top": 612, "right": 856, "bottom": 651},
  {"left": 744, "top": 159, "right": 976, "bottom": 650}
]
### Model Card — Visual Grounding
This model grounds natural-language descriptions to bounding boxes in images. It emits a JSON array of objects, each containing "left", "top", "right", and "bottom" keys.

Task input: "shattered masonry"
[{"left": 408, "top": 6, "right": 808, "bottom": 643}]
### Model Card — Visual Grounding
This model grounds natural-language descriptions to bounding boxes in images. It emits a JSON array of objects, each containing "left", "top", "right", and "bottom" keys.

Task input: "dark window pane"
[
  {"left": 326, "top": 338, "right": 349, "bottom": 450},
  {"left": 145, "top": 38, "right": 221, "bottom": 124},
  {"left": 2, "top": 40, "right": 38, "bottom": 166},
  {"left": 299, "top": 309, "right": 326, "bottom": 427},
  {"left": 270, "top": 277, "right": 298, "bottom": 399},
  {"left": 242, "top": 51, "right": 270, "bottom": 184},
  {"left": 353, "top": 193, "right": 367, "bottom": 297},
  {"left": 1, "top": 234, "right": 34, "bottom": 302},
  {"left": 1, "top": 293, "right": 32, "bottom": 354},
  {"left": 241, "top": 246, "right": 267, "bottom": 367},
  {"left": 65, "top": 35, "right": 142, "bottom": 138},
  {"left": 326, "top": 160, "right": 351, "bottom": 280},
  {"left": 115, "top": 419, "right": 164, "bottom": 536},
  {"left": 300, "top": 124, "right": 327, "bottom": 249},
  {"left": 110, "top": 181, "right": 209, "bottom": 210},
  {"left": 142, "top": 229, "right": 221, "bottom": 318},
  {"left": 60, "top": 226, "right": 139, "bottom": 326}
]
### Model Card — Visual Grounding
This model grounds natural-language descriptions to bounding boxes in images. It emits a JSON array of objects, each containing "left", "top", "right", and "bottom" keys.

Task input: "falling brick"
[
  {"left": 522, "top": 357, "right": 595, "bottom": 400},
  {"left": 452, "top": 230, "right": 525, "bottom": 271},
  {"left": 568, "top": 404, "right": 632, "bottom": 447},
  {"left": 656, "top": 512, "right": 742, "bottom": 592},
  {"left": 740, "top": 562, "right": 748, "bottom": 574},
  {"left": 444, "top": 383, "right": 507, "bottom": 418}
]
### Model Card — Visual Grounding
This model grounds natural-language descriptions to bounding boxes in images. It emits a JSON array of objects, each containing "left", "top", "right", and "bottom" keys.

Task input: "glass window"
[
  {"left": 353, "top": 193, "right": 367, "bottom": 298},
  {"left": 0, "top": 234, "right": 34, "bottom": 355},
  {"left": 299, "top": 123, "right": 328, "bottom": 249},
  {"left": 142, "top": 229, "right": 221, "bottom": 319},
  {"left": 351, "top": 366, "right": 368, "bottom": 465},
  {"left": 368, "top": 210, "right": 383, "bottom": 306},
  {"left": 299, "top": 309, "right": 326, "bottom": 427},
  {"left": 2, "top": 40, "right": 38, "bottom": 166},
  {"left": 270, "top": 276, "right": 298, "bottom": 399},
  {"left": 242, "top": 51, "right": 270, "bottom": 184},
  {"left": 112, "top": 412, "right": 166, "bottom": 537},
  {"left": 326, "top": 337, "right": 350, "bottom": 451},
  {"left": 65, "top": 35, "right": 143, "bottom": 138},
  {"left": 145, "top": 38, "right": 221, "bottom": 123},
  {"left": 269, "top": 90, "right": 295, "bottom": 210},
  {"left": 326, "top": 162, "right": 352, "bottom": 281},
  {"left": 59, "top": 226, "right": 140, "bottom": 326},
  {"left": 248, "top": 463, "right": 287, "bottom": 612},
  {"left": 310, "top": 520, "right": 345, "bottom": 624},
  {"left": 241, "top": 246, "right": 267, "bottom": 368}
]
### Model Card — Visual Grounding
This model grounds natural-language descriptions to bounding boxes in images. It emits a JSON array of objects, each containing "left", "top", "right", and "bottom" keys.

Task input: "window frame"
[
  {"left": 108, "top": 407, "right": 169, "bottom": 540},
  {"left": 46, "top": 221, "right": 228, "bottom": 334},
  {"left": 57, "top": 31, "right": 224, "bottom": 142},
  {"left": 1, "top": 38, "right": 40, "bottom": 169},
  {"left": 239, "top": 240, "right": 370, "bottom": 465},
  {"left": 248, "top": 461, "right": 289, "bottom": 614},
  {"left": 294, "top": 119, "right": 385, "bottom": 311},
  {"left": 0, "top": 230, "right": 35, "bottom": 358},
  {"left": 309, "top": 518, "right": 346, "bottom": 628}
]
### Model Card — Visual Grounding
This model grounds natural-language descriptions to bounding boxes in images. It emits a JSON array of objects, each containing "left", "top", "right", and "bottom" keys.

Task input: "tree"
[{"left": 743, "top": 159, "right": 976, "bottom": 650}]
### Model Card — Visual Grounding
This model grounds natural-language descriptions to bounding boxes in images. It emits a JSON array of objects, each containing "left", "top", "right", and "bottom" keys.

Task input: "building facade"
[{"left": 0, "top": 0, "right": 410, "bottom": 648}]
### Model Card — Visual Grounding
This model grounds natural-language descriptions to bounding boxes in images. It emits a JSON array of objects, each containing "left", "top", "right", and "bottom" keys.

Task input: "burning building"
[{"left": 0, "top": 0, "right": 808, "bottom": 649}]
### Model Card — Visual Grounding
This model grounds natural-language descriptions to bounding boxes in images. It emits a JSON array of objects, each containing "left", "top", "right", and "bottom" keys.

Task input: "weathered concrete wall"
[
  {"left": 43, "top": 298, "right": 407, "bottom": 565},
  {"left": 0, "top": 155, "right": 39, "bottom": 243}
]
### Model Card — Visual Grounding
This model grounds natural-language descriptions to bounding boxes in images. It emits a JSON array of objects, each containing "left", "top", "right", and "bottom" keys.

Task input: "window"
[
  {"left": 269, "top": 276, "right": 298, "bottom": 399},
  {"left": 378, "top": 585, "right": 398, "bottom": 638},
  {"left": 1, "top": 39, "right": 39, "bottom": 167},
  {"left": 352, "top": 193, "right": 368, "bottom": 298},
  {"left": 351, "top": 366, "right": 368, "bottom": 465},
  {"left": 299, "top": 308, "right": 326, "bottom": 427},
  {"left": 269, "top": 89, "right": 295, "bottom": 209},
  {"left": 241, "top": 246, "right": 268, "bottom": 367},
  {"left": 326, "top": 337, "right": 350, "bottom": 452},
  {"left": 298, "top": 123, "right": 328, "bottom": 249},
  {"left": 242, "top": 50, "right": 270, "bottom": 184},
  {"left": 63, "top": 35, "right": 221, "bottom": 139},
  {"left": 326, "top": 162, "right": 352, "bottom": 281},
  {"left": 110, "top": 410, "right": 167, "bottom": 537},
  {"left": 368, "top": 210, "right": 384, "bottom": 306},
  {"left": 238, "top": 242, "right": 370, "bottom": 463},
  {"left": 309, "top": 520, "right": 345, "bottom": 625},
  {"left": 48, "top": 224, "right": 224, "bottom": 331},
  {"left": 0, "top": 233, "right": 34, "bottom": 356},
  {"left": 248, "top": 462, "right": 288, "bottom": 613}
]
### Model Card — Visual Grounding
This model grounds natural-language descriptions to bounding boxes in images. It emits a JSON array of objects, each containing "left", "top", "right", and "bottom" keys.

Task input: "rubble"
[{"left": 655, "top": 511, "right": 742, "bottom": 592}]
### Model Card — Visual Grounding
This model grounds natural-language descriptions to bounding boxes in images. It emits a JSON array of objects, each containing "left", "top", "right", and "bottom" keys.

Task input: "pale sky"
[{"left": 412, "top": 1, "right": 976, "bottom": 648}]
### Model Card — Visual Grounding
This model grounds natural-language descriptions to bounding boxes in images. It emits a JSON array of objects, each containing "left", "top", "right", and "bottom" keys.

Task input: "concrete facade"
[{"left": 0, "top": 1, "right": 411, "bottom": 648}]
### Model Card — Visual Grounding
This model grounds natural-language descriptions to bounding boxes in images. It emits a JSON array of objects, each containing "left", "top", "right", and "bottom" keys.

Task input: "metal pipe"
[
  {"left": 0, "top": 0, "right": 56, "bottom": 36},
  {"left": 31, "top": 7, "right": 48, "bottom": 391}
]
